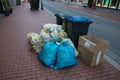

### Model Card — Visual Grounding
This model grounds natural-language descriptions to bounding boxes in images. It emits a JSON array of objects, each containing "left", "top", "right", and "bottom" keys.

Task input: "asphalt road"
[{"left": 42, "top": 0, "right": 120, "bottom": 62}]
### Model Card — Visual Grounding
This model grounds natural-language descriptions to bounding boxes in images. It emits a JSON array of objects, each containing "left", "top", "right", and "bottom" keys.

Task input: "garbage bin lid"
[
  {"left": 55, "top": 14, "right": 67, "bottom": 17},
  {"left": 65, "top": 16, "right": 93, "bottom": 23}
]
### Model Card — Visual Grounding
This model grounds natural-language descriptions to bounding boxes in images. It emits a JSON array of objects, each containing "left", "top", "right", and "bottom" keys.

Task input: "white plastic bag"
[
  {"left": 27, "top": 32, "right": 42, "bottom": 53},
  {"left": 58, "top": 30, "right": 67, "bottom": 40},
  {"left": 27, "top": 32, "right": 40, "bottom": 41},
  {"left": 62, "top": 38, "right": 79, "bottom": 57},
  {"left": 42, "top": 23, "right": 62, "bottom": 33},
  {"left": 40, "top": 29, "right": 51, "bottom": 42}
]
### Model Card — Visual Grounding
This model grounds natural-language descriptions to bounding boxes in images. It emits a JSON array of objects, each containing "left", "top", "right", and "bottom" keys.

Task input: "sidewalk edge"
[
  {"left": 105, "top": 54, "right": 120, "bottom": 71},
  {"left": 44, "top": 8, "right": 56, "bottom": 18}
]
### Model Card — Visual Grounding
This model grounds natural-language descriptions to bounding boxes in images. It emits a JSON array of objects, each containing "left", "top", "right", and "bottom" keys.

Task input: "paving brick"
[
  {"left": 26, "top": 71, "right": 36, "bottom": 76},
  {"left": 92, "top": 77, "right": 101, "bottom": 80},
  {"left": 47, "top": 75, "right": 56, "bottom": 79},
  {"left": 63, "top": 76, "right": 72, "bottom": 80},
  {"left": 22, "top": 75, "right": 32, "bottom": 80},
  {"left": 100, "top": 76, "right": 109, "bottom": 80},
  {"left": 71, "top": 74, "right": 80, "bottom": 78},
  {"left": 108, "top": 74, "right": 118, "bottom": 79},
  {"left": 31, "top": 74, "right": 41, "bottom": 79},
  {"left": 51, "top": 71, "right": 59, "bottom": 75},
  {"left": 0, "top": 75, "right": 6, "bottom": 80},
  {"left": 80, "top": 72, "right": 88, "bottom": 77},
  {"left": 16, "top": 73, "right": 26, "bottom": 78},
  {"left": 87, "top": 71, "right": 94, "bottom": 75},
  {"left": 37, "top": 77, "right": 48, "bottom": 80},
  {"left": 86, "top": 75, "right": 94, "bottom": 79},
  {"left": 12, "top": 78, "right": 22, "bottom": 80},
  {"left": 94, "top": 73, "right": 102, "bottom": 78},
  {"left": 77, "top": 77, "right": 86, "bottom": 80}
]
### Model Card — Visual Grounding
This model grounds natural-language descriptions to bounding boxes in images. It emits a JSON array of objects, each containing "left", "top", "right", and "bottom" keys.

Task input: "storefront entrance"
[
  {"left": 96, "top": 0, "right": 119, "bottom": 9},
  {"left": 109, "top": 0, "right": 118, "bottom": 9}
]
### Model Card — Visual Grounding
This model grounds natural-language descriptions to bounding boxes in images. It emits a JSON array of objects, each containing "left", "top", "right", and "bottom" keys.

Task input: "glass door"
[
  {"left": 77, "top": 0, "right": 82, "bottom": 4},
  {"left": 71, "top": 0, "right": 75, "bottom": 2},
  {"left": 118, "top": 2, "right": 120, "bottom": 9},
  {"left": 96, "top": 0, "right": 103, "bottom": 6},
  {"left": 109, "top": 0, "right": 118, "bottom": 9}
]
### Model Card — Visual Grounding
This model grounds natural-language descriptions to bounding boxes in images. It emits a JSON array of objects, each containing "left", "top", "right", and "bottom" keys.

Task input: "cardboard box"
[{"left": 78, "top": 35, "right": 108, "bottom": 66}]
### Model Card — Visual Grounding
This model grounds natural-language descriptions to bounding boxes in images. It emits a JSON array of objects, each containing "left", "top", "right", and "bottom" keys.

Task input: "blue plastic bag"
[
  {"left": 37, "top": 39, "right": 58, "bottom": 68},
  {"left": 54, "top": 40, "right": 77, "bottom": 69}
]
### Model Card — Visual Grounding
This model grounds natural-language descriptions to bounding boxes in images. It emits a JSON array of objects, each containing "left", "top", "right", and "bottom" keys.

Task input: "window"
[
  {"left": 96, "top": 0, "right": 103, "bottom": 6},
  {"left": 118, "top": 2, "right": 120, "bottom": 9},
  {"left": 109, "top": 0, "right": 118, "bottom": 8},
  {"left": 103, "top": 0, "right": 109, "bottom": 7}
]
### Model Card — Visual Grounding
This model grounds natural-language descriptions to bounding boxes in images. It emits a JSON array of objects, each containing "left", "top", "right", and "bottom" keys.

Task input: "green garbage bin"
[
  {"left": 65, "top": 16, "right": 93, "bottom": 48},
  {"left": 55, "top": 14, "right": 68, "bottom": 32}
]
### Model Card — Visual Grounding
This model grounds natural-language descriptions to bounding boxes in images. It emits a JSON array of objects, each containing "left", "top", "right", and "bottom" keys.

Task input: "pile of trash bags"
[
  {"left": 27, "top": 23, "right": 79, "bottom": 69},
  {"left": 27, "top": 24, "right": 67, "bottom": 53}
]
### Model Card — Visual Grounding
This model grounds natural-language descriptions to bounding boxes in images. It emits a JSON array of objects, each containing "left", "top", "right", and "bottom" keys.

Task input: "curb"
[{"left": 105, "top": 49, "right": 120, "bottom": 71}]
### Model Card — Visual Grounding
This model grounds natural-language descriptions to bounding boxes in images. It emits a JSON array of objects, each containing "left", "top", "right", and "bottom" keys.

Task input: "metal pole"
[{"left": 41, "top": 0, "right": 44, "bottom": 10}]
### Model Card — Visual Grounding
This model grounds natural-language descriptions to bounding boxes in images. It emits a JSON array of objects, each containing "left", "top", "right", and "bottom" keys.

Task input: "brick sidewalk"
[{"left": 0, "top": 2, "right": 120, "bottom": 80}]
